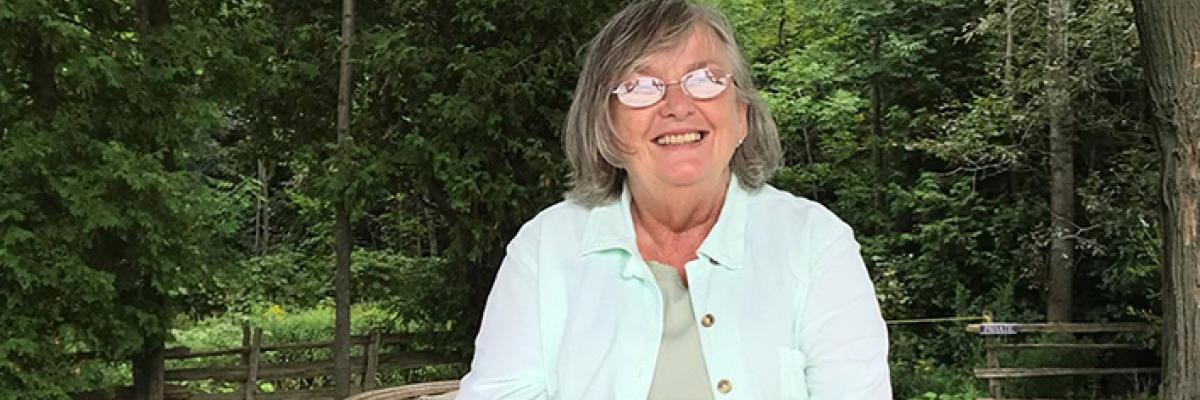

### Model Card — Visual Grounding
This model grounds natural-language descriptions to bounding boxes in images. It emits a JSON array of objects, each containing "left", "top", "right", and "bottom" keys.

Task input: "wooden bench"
[{"left": 965, "top": 322, "right": 1159, "bottom": 399}]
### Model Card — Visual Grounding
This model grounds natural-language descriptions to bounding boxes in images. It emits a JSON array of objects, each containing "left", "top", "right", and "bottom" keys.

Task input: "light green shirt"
[
  {"left": 646, "top": 260, "right": 714, "bottom": 400},
  {"left": 459, "top": 176, "right": 891, "bottom": 399}
]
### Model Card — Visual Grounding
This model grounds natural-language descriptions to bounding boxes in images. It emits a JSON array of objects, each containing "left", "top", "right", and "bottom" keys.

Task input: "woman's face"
[{"left": 610, "top": 26, "right": 747, "bottom": 194}]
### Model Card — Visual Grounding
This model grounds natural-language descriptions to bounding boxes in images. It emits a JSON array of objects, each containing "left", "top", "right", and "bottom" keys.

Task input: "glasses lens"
[
  {"left": 682, "top": 68, "right": 730, "bottom": 99},
  {"left": 614, "top": 77, "right": 664, "bottom": 107}
]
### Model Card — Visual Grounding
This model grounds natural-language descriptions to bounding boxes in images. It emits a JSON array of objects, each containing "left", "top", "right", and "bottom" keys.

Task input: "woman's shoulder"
[
  {"left": 744, "top": 185, "right": 861, "bottom": 280},
  {"left": 506, "top": 199, "right": 593, "bottom": 249},
  {"left": 745, "top": 184, "right": 854, "bottom": 237},
  {"left": 524, "top": 198, "right": 592, "bottom": 229}
]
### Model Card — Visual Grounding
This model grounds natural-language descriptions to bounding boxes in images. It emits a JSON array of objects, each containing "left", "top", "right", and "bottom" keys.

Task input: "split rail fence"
[
  {"left": 965, "top": 322, "right": 1159, "bottom": 400},
  {"left": 77, "top": 326, "right": 458, "bottom": 400}
]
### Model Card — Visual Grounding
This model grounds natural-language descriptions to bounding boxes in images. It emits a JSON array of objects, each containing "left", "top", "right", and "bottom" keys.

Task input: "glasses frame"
[{"left": 610, "top": 67, "right": 735, "bottom": 108}]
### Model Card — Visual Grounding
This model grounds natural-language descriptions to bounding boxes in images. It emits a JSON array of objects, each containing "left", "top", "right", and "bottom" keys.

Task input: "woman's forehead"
[
  {"left": 633, "top": 59, "right": 720, "bottom": 75},
  {"left": 629, "top": 26, "right": 727, "bottom": 75}
]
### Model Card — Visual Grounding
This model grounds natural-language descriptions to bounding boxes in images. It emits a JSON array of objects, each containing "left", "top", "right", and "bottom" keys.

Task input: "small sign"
[{"left": 978, "top": 323, "right": 1019, "bottom": 335}]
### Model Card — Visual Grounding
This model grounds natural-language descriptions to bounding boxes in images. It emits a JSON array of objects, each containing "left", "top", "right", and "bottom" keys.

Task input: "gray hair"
[{"left": 563, "top": 0, "right": 782, "bottom": 207}]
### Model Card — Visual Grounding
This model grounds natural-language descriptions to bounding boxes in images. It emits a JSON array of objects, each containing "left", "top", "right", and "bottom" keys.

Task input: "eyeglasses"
[{"left": 611, "top": 67, "right": 734, "bottom": 108}]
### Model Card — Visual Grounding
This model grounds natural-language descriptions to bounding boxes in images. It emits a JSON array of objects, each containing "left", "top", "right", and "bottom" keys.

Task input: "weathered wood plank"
[
  {"left": 192, "top": 389, "right": 336, "bottom": 400},
  {"left": 70, "top": 384, "right": 190, "bottom": 400},
  {"left": 165, "top": 352, "right": 454, "bottom": 382},
  {"left": 173, "top": 348, "right": 245, "bottom": 360},
  {"left": 973, "top": 367, "right": 1161, "bottom": 379},
  {"left": 246, "top": 327, "right": 262, "bottom": 400},
  {"left": 164, "top": 333, "right": 421, "bottom": 360},
  {"left": 985, "top": 343, "right": 1147, "bottom": 351},
  {"left": 965, "top": 322, "right": 1152, "bottom": 334},
  {"left": 984, "top": 336, "right": 1001, "bottom": 398},
  {"left": 241, "top": 324, "right": 251, "bottom": 365},
  {"left": 344, "top": 380, "right": 460, "bottom": 400},
  {"left": 259, "top": 333, "right": 417, "bottom": 352},
  {"left": 363, "top": 331, "right": 381, "bottom": 390}
]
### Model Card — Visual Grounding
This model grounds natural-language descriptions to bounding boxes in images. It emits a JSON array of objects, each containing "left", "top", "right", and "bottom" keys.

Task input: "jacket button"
[
  {"left": 701, "top": 313, "right": 715, "bottom": 327},
  {"left": 716, "top": 378, "right": 732, "bottom": 394}
]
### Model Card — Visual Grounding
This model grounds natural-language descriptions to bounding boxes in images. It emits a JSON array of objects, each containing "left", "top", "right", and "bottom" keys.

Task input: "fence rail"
[
  {"left": 73, "top": 326, "right": 457, "bottom": 400},
  {"left": 966, "top": 322, "right": 1159, "bottom": 400}
]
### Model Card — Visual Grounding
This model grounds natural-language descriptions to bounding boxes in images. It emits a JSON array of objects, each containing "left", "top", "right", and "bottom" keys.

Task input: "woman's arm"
[
  {"left": 456, "top": 238, "right": 550, "bottom": 400},
  {"left": 797, "top": 231, "right": 892, "bottom": 399}
]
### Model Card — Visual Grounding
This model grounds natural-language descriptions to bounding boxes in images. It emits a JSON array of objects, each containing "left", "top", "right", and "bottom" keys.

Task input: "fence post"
[
  {"left": 363, "top": 331, "right": 382, "bottom": 390},
  {"left": 241, "top": 324, "right": 251, "bottom": 365},
  {"left": 239, "top": 324, "right": 251, "bottom": 397},
  {"left": 245, "top": 328, "right": 262, "bottom": 400},
  {"left": 985, "top": 335, "right": 1001, "bottom": 399}
]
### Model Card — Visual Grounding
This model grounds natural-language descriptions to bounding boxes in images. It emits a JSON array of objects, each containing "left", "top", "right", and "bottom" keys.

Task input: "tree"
[
  {"left": 1131, "top": 1, "right": 1200, "bottom": 397},
  {"left": 131, "top": 0, "right": 173, "bottom": 397},
  {"left": 738, "top": 0, "right": 1159, "bottom": 394},
  {"left": 355, "top": 0, "right": 623, "bottom": 340},
  {"left": 334, "top": 0, "right": 357, "bottom": 396},
  {"left": 0, "top": 0, "right": 261, "bottom": 396},
  {"left": 1045, "top": 0, "right": 1075, "bottom": 322}
]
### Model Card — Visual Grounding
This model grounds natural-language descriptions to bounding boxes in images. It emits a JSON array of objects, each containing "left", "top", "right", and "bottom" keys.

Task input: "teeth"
[{"left": 655, "top": 131, "right": 703, "bottom": 145}]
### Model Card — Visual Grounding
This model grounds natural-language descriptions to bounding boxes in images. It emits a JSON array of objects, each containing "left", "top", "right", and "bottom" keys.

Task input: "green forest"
[{"left": 2, "top": 0, "right": 1197, "bottom": 399}]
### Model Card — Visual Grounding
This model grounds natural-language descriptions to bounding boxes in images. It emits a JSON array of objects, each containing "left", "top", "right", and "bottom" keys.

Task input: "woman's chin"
[{"left": 654, "top": 168, "right": 722, "bottom": 189}]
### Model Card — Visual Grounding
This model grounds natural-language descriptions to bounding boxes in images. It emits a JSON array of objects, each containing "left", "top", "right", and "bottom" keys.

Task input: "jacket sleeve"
[
  {"left": 456, "top": 234, "right": 550, "bottom": 399},
  {"left": 797, "top": 230, "right": 892, "bottom": 399}
]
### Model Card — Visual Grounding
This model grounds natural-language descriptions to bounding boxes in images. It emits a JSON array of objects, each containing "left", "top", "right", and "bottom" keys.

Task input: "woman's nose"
[{"left": 658, "top": 84, "right": 696, "bottom": 119}]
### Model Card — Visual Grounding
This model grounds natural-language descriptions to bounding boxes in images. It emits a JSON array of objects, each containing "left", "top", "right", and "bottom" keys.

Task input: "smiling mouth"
[{"left": 653, "top": 130, "right": 708, "bottom": 145}]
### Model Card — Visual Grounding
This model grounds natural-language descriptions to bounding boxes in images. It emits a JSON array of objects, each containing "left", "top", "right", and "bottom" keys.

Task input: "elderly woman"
[{"left": 456, "top": 0, "right": 890, "bottom": 398}]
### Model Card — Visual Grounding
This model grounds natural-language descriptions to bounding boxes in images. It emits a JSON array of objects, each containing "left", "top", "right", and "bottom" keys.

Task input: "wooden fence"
[
  {"left": 965, "top": 322, "right": 1159, "bottom": 400},
  {"left": 76, "top": 326, "right": 458, "bottom": 400}
]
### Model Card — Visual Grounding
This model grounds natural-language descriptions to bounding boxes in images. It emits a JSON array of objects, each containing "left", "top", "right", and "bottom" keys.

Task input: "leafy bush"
[{"left": 889, "top": 325, "right": 982, "bottom": 399}]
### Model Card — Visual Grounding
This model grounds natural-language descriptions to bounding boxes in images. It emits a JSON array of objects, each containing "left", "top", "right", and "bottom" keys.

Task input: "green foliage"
[
  {"left": 723, "top": 0, "right": 1160, "bottom": 396},
  {"left": 0, "top": 0, "right": 1166, "bottom": 396},
  {"left": 357, "top": 0, "right": 622, "bottom": 263},
  {"left": 202, "top": 247, "right": 459, "bottom": 327},
  {"left": 166, "top": 303, "right": 461, "bottom": 394},
  {"left": 0, "top": 0, "right": 268, "bottom": 395},
  {"left": 889, "top": 327, "right": 984, "bottom": 398}
]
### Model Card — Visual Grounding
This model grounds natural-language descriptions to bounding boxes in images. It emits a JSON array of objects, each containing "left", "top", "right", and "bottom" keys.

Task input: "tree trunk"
[
  {"left": 136, "top": 0, "right": 170, "bottom": 36},
  {"left": 1004, "top": 0, "right": 1019, "bottom": 194},
  {"left": 135, "top": 0, "right": 175, "bottom": 170},
  {"left": 26, "top": 29, "right": 60, "bottom": 114},
  {"left": 255, "top": 160, "right": 263, "bottom": 253},
  {"left": 1004, "top": 0, "right": 1015, "bottom": 102},
  {"left": 1131, "top": 1, "right": 1200, "bottom": 398},
  {"left": 132, "top": 4, "right": 172, "bottom": 399},
  {"left": 334, "top": 0, "right": 356, "bottom": 397},
  {"left": 425, "top": 206, "right": 439, "bottom": 257},
  {"left": 869, "top": 32, "right": 886, "bottom": 216},
  {"left": 1045, "top": 0, "right": 1074, "bottom": 323},
  {"left": 132, "top": 339, "right": 164, "bottom": 400},
  {"left": 775, "top": 0, "right": 787, "bottom": 51},
  {"left": 255, "top": 158, "right": 271, "bottom": 255}
]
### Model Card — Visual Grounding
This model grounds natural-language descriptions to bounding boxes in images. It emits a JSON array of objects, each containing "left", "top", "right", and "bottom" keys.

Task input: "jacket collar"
[{"left": 580, "top": 175, "right": 749, "bottom": 270}]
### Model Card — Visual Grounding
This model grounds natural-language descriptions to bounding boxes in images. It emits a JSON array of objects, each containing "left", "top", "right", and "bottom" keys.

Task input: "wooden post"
[
  {"left": 241, "top": 324, "right": 251, "bottom": 365},
  {"left": 985, "top": 335, "right": 1002, "bottom": 399},
  {"left": 245, "top": 328, "right": 262, "bottom": 400},
  {"left": 239, "top": 323, "right": 251, "bottom": 396},
  {"left": 363, "top": 331, "right": 382, "bottom": 390}
]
